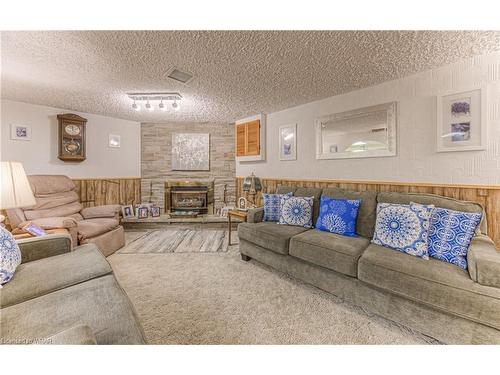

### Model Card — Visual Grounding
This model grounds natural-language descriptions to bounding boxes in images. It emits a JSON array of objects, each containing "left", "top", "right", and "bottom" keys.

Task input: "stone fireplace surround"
[{"left": 141, "top": 122, "right": 236, "bottom": 213}]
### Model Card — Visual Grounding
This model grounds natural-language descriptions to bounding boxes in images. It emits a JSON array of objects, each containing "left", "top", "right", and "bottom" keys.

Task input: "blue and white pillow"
[
  {"left": 0, "top": 226, "right": 22, "bottom": 287},
  {"left": 316, "top": 197, "right": 360, "bottom": 237},
  {"left": 427, "top": 207, "right": 482, "bottom": 270},
  {"left": 263, "top": 192, "right": 292, "bottom": 222},
  {"left": 372, "top": 202, "right": 434, "bottom": 259},
  {"left": 278, "top": 195, "right": 314, "bottom": 228}
]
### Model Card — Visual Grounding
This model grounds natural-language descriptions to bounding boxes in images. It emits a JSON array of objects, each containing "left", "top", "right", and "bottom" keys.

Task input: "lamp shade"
[
  {"left": 0, "top": 162, "right": 36, "bottom": 209},
  {"left": 242, "top": 172, "right": 262, "bottom": 192}
]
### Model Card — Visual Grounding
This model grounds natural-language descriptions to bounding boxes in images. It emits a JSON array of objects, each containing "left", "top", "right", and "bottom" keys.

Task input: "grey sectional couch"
[
  {"left": 0, "top": 234, "right": 146, "bottom": 344},
  {"left": 238, "top": 186, "right": 500, "bottom": 344}
]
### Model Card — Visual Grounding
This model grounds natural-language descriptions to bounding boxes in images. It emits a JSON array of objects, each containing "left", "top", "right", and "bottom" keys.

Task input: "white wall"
[
  {"left": 1, "top": 100, "right": 141, "bottom": 178},
  {"left": 237, "top": 52, "right": 500, "bottom": 185}
]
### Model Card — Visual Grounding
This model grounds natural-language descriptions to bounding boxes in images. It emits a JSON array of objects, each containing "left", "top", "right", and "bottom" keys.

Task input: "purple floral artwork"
[
  {"left": 451, "top": 122, "right": 471, "bottom": 142},
  {"left": 451, "top": 99, "right": 470, "bottom": 117}
]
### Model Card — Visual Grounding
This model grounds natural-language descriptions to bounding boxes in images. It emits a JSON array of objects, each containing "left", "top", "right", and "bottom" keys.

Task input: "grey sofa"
[
  {"left": 238, "top": 186, "right": 500, "bottom": 344},
  {"left": 0, "top": 234, "right": 146, "bottom": 344}
]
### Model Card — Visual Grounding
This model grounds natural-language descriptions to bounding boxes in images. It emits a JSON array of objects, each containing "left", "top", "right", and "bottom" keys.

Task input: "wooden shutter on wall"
[
  {"left": 236, "top": 124, "right": 247, "bottom": 157},
  {"left": 235, "top": 120, "right": 261, "bottom": 157}
]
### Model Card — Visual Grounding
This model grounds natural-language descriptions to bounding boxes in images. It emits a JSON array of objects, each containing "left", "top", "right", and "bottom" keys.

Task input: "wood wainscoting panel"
[
  {"left": 236, "top": 177, "right": 500, "bottom": 249},
  {"left": 72, "top": 177, "right": 141, "bottom": 208}
]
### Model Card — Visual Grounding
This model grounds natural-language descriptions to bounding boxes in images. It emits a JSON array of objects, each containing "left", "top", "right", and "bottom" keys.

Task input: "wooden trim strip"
[
  {"left": 236, "top": 176, "right": 500, "bottom": 190},
  {"left": 72, "top": 176, "right": 141, "bottom": 180}
]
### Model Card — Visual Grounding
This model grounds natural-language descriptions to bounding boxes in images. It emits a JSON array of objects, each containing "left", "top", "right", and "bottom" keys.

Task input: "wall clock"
[{"left": 57, "top": 114, "right": 87, "bottom": 162}]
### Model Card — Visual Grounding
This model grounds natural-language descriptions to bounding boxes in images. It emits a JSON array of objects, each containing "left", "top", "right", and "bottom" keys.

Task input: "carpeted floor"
[{"left": 108, "top": 230, "right": 438, "bottom": 344}]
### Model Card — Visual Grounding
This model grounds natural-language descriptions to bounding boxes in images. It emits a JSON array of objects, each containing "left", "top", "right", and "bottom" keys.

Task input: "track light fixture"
[{"left": 128, "top": 92, "right": 182, "bottom": 112}]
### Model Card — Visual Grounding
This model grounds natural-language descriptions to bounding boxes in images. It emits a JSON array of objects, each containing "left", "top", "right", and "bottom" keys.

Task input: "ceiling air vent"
[{"left": 167, "top": 68, "right": 193, "bottom": 84}]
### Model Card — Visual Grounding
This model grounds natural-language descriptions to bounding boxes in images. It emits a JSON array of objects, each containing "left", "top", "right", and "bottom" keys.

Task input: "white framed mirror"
[{"left": 315, "top": 102, "right": 397, "bottom": 160}]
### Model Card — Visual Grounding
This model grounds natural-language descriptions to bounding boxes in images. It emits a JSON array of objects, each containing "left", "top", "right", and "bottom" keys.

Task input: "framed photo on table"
[
  {"left": 436, "top": 88, "right": 486, "bottom": 152},
  {"left": 279, "top": 124, "right": 297, "bottom": 160}
]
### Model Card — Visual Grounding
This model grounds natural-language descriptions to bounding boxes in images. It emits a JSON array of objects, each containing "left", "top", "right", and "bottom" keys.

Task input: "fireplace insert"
[{"left": 170, "top": 185, "right": 208, "bottom": 216}]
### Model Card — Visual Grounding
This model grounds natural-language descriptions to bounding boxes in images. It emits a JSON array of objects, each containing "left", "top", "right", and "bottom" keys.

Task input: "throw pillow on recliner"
[{"left": 0, "top": 226, "right": 22, "bottom": 287}]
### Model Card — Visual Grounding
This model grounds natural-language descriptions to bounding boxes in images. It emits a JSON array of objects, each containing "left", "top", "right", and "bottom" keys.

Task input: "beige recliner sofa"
[{"left": 6, "top": 175, "right": 125, "bottom": 256}]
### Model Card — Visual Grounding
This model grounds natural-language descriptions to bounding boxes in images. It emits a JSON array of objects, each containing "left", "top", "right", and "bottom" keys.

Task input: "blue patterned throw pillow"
[
  {"left": 278, "top": 195, "right": 314, "bottom": 228},
  {"left": 0, "top": 226, "right": 22, "bottom": 287},
  {"left": 263, "top": 192, "right": 292, "bottom": 222},
  {"left": 372, "top": 202, "right": 434, "bottom": 259},
  {"left": 316, "top": 197, "right": 360, "bottom": 237},
  {"left": 427, "top": 208, "right": 482, "bottom": 270}
]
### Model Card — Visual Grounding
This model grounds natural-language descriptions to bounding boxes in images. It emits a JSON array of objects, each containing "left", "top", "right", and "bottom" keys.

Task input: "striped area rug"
[{"left": 118, "top": 229, "right": 229, "bottom": 254}]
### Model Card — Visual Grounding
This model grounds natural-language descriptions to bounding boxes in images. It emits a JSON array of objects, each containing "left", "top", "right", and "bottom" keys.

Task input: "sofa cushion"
[
  {"left": 238, "top": 222, "right": 309, "bottom": 255},
  {"left": 289, "top": 229, "right": 370, "bottom": 277},
  {"left": 0, "top": 244, "right": 112, "bottom": 308},
  {"left": 276, "top": 186, "right": 296, "bottom": 195},
  {"left": 358, "top": 243, "right": 500, "bottom": 330},
  {"left": 377, "top": 191, "right": 486, "bottom": 234},
  {"left": 321, "top": 188, "right": 377, "bottom": 238},
  {"left": 24, "top": 201, "right": 83, "bottom": 221},
  {"left": 28, "top": 175, "right": 76, "bottom": 195},
  {"left": 294, "top": 187, "right": 322, "bottom": 225},
  {"left": 77, "top": 218, "right": 120, "bottom": 240}
]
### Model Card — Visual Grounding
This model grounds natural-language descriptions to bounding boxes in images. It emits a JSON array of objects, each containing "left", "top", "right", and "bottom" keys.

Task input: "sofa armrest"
[
  {"left": 247, "top": 207, "right": 264, "bottom": 223},
  {"left": 45, "top": 325, "right": 97, "bottom": 345},
  {"left": 467, "top": 235, "right": 500, "bottom": 288},
  {"left": 18, "top": 216, "right": 77, "bottom": 230},
  {"left": 16, "top": 234, "right": 73, "bottom": 263},
  {"left": 80, "top": 204, "right": 121, "bottom": 220}
]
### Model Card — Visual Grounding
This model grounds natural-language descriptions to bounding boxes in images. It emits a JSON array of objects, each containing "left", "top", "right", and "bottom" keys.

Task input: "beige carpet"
[{"left": 108, "top": 230, "right": 438, "bottom": 344}]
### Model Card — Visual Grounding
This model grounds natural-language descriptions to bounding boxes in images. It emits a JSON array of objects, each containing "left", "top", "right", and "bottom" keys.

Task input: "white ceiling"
[{"left": 2, "top": 31, "right": 500, "bottom": 123}]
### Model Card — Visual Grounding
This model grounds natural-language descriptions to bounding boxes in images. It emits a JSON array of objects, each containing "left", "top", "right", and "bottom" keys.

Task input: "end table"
[{"left": 227, "top": 209, "right": 247, "bottom": 245}]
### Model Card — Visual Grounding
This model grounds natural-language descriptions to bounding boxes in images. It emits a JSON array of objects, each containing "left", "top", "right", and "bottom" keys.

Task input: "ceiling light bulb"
[
  {"left": 132, "top": 101, "right": 141, "bottom": 111},
  {"left": 159, "top": 100, "right": 166, "bottom": 111},
  {"left": 172, "top": 101, "right": 180, "bottom": 111},
  {"left": 146, "top": 100, "right": 153, "bottom": 111}
]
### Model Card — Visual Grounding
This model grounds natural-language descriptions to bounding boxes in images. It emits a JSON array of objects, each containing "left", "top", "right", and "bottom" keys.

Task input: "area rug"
[
  {"left": 109, "top": 234, "right": 439, "bottom": 344},
  {"left": 117, "top": 229, "right": 228, "bottom": 254}
]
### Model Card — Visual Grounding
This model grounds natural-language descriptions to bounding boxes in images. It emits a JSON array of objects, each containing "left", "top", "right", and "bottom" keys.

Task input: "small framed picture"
[
  {"left": 109, "top": 134, "right": 121, "bottom": 148},
  {"left": 238, "top": 197, "right": 248, "bottom": 211},
  {"left": 279, "top": 124, "right": 297, "bottom": 161},
  {"left": 436, "top": 88, "right": 486, "bottom": 152},
  {"left": 11, "top": 124, "right": 31, "bottom": 141},
  {"left": 121, "top": 205, "right": 135, "bottom": 219},
  {"left": 137, "top": 206, "right": 149, "bottom": 219},
  {"left": 150, "top": 206, "right": 161, "bottom": 217}
]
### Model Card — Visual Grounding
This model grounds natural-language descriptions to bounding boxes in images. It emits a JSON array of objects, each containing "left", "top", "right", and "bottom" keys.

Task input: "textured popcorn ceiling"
[{"left": 2, "top": 31, "right": 500, "bottom": 123}]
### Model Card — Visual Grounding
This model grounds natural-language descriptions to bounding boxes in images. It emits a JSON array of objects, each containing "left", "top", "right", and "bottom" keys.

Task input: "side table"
[{"left": 227, "top": 209, "right": 247, "bottom": 245}]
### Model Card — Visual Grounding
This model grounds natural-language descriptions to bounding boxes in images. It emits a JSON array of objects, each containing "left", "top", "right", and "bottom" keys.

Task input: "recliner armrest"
[
  {"left": 18, "top": 216, "right": 77, "bottom": 230},
  {"left": 247, "top": 207, "right": 264, "bottom": 223},
  {"left": 16, "top": 234, "right": 73, "bottom": 263},
  {"left": 467, "top": 235, "right": 500, "bottom": 288},
  {"left": 80, "top": 204, "right": 121, "bottom": 220}
]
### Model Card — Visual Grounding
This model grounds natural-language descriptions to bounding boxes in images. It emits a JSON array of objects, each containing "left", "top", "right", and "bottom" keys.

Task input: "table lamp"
[
  {"left": 0, "top": 162, "right": 36, "bottom": 225},
  {"left": 242, "top": 172, "right": 262, "bottom": 208}
]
